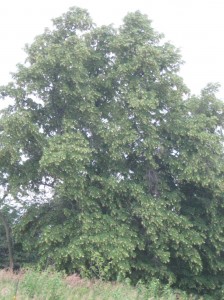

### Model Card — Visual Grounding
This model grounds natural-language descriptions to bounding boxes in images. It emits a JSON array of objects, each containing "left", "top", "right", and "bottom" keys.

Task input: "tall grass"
[{"left": 0, "top": 269, "right": 203, "bottom": 300}]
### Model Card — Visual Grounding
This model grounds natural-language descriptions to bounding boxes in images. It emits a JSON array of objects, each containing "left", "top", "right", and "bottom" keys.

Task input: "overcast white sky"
[{"left": 1, "top": 0, "right": 224, "bottom": 98}]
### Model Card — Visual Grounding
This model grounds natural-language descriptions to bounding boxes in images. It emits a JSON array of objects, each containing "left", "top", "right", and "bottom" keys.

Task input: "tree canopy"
[{"left": 0, "top": 6, "right": 224, "bottom": 297}]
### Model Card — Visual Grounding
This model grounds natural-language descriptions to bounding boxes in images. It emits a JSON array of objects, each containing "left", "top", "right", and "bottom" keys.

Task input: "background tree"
[{"left": 0, "top": 7, "right": 224, "bottom": 297}]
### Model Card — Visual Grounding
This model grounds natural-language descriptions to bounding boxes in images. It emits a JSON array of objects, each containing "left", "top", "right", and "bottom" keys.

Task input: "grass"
[{"left": 0, "top": 269, "right": 203, "bottom": 300}]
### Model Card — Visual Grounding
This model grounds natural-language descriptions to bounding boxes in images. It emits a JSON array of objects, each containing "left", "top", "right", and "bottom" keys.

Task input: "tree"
[
  {"left": 0, "top": 200, "right": 14, "bottom": 270},
  {"left": 0, "top": 190, "right": 31, "bottom": 270},
  {"left": 0, "top": 7, "right": 224, "bottom": 296}
]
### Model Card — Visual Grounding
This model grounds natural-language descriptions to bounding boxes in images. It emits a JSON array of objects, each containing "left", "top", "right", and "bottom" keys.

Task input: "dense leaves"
[{"left": 0, "top": 7, "right": 224, "bottom": 297}]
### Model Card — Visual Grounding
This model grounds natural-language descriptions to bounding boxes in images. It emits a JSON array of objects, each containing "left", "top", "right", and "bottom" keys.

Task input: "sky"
[{"left": 1, "top": 0, "right": 224, "bottom": 99}]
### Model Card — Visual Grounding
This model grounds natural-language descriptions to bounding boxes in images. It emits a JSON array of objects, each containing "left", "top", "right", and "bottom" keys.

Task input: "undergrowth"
[{"left": 0, "top": 269, "right": 204, "bottom": 300}]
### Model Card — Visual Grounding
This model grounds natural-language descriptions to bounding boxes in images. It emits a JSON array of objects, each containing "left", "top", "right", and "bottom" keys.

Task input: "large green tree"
[{"left": 0, "top": 7, "right": 224, "bottom": 296}]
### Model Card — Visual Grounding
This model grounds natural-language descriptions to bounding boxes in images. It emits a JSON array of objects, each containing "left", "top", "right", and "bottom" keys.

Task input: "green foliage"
[
  {"left": 0, "top": 6, "right": 224, "bottom": 298},
  {"left": 20, "top": 269, "right": 66, "bottom": 300}
]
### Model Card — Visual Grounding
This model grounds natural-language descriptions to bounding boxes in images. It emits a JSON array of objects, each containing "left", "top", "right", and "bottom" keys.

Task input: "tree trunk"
[{"left": 0, "top": 210, "right": 14, "bottom": 271}]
